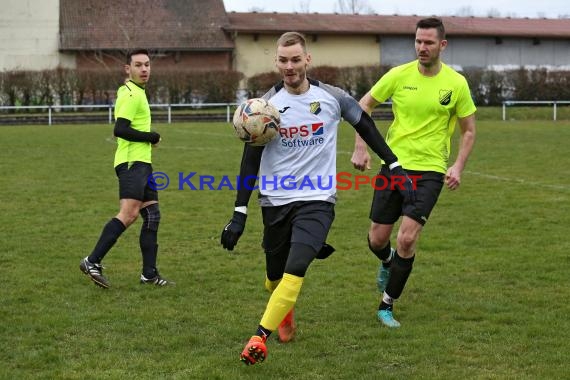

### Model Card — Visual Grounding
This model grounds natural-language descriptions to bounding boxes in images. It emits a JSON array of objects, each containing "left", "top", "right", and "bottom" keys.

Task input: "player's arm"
[
  {"left": 220, "top": 144, "right": 264, "bottom": 251},
  {"left": 235, "top": 144, "right": 263, "bottom": 207},
  {"left": 352, "top": 91, "right": 381, "bottom": 171},
  {"left": 113, "top": 117, "right": 160, "bottom": 144},
  {"left": 347, "top": 96, "right": 416, "bottom": 205},
  {"left": 351, "top": 108, "right": 397, "bottom": 166},
  {"left": 320, "top": 82, "right": 388, "bottom": 169},
  {"left": 446, "top": 113, "right": 476, "bottom": 190}
]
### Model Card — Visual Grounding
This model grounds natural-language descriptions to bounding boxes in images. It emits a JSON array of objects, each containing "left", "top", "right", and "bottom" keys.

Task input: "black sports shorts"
[
  {"left": 262, "top": 200, "right": 335, "bottom": 255},
  {"left": 115, "top": 161, "right": 158, "bottom": 202},
  {"left": 369, "top": 165, "right": 444, "bottom": 226}
]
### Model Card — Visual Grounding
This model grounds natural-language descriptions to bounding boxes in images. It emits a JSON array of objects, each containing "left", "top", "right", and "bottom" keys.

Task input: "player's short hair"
[
  {"left": 126, "top": 49, "right": 150, "bottom": 64},
  {"left": 277, "top": 32, "right": 307, "bottom": 53},
  {"left": 416, "top": 17, "right": 446, "bottom": 40}
]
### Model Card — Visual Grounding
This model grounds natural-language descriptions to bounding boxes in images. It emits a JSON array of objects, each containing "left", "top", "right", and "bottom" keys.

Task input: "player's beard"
[
  {"left": 418, "top": 50, "right": 440, "bottom": 69},
  {"left": 284, "top": 71, "right": 306, "bottom": 91}
]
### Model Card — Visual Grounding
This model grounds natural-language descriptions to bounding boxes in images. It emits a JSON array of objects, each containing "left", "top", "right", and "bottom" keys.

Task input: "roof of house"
[
  {"left": 59, "top": 3, "right": 570, "bottom": 52},
  {"left": 59, "top": 0, "right": 234, "bottom": 51},
  {"left": 225, "top": 12, "right": 570, "bottom": 39}
]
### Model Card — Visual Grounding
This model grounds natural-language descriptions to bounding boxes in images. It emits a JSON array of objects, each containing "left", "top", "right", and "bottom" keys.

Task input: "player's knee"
[
  {"left": 285, "top": 243, "right": 317, "bottom": 277},
  {"left": 397, "top": 232, "right": 416, "bottom": 252},
  {"left": 368, "top": 235, "right": 391, "bottom": 261},
  {"left": 368, "top": 233, "right": 389, "bottom": 251},
  {"left": 140, "top": 203, "right": 160, "bottom": 231},
  {"left": 118, "top": 210, "right": 139, "bottom": 227}
]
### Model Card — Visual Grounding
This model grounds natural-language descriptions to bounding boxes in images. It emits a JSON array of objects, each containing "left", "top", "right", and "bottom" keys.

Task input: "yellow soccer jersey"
[
  {"left": 113, "top": 80, "right": 152, "bottom": 167},
  {"left": 370, "top": 61, "right": 476, "bottom": 173}
]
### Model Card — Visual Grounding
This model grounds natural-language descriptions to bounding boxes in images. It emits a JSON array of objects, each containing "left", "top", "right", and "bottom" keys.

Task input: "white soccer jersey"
[{"left": 258, "top": 79, "right": 363, "bottom": 206}]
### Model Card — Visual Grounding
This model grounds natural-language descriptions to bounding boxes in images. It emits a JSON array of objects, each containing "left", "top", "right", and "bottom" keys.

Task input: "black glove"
[
  {"left": 221, "top": 211, "right": 247, "bottom": 251},
  {"left": 390, "top": 165, "right": 417, "bottom": 205},
  {"left": 316, "top": 243, "right": 336, "bottom": 260},
  {"left": 149, "top": 131, "right": 161, "bottom": 144}
]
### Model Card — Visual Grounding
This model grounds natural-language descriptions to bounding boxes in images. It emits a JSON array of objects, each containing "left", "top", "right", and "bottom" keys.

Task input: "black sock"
[
  {"left": 256, "top": 325, "right": 272, "bottom": 340},
  {"left": 379, "top": 301, "right": 393, "bottom": 311},
  {"left": 381, "top": 249, "right": 395, "bottom": 269},
  {"left": 368, "top": 236, "right": 392, "bottom": 263},
  {"left": 88, "top": 218, "right": 126, "bottom": 263},
  {"left": 140, "top": 228, "right": 158, "bottom": 278},
  {"left": 385, "top": 253, "right": 415, "bottom": 300}
]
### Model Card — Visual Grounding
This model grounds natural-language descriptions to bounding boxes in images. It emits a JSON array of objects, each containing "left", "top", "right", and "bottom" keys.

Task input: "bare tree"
[
  {"left": 295, "top": 0, "right": 311, "bottom": 13},
  {"left": 455, "top": 6, "right": 474, "bottom": 17},
  {"left": 334, "top": 0, "right": 375, "bottom": 15},
  {"left": 486, "top": 8, "right": 501, "bottom": 18}
]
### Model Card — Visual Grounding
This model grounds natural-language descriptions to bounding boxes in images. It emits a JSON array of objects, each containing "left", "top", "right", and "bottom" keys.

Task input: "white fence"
[
  {"left": 0, "top": 103, "right": 238, "bottom": 125},
  {"left": 0, "top": 101, "right": 396, "bottom": 125},
  {"left": 502, "top": 100, "right": 570, "bottom": 121}
]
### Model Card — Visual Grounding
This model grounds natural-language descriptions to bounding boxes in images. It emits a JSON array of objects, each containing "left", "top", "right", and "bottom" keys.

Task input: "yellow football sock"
[
  {"left": 264, "top": 277, "right": 281, "bottom": 293},
  {"left": 260, "top": 273, "right": 303, "bottom": 331}
]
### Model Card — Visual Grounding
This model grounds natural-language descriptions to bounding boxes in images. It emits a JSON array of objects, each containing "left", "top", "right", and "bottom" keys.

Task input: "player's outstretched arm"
[{"left": 220, "top": 144, "right": 264, "bottom": 251}]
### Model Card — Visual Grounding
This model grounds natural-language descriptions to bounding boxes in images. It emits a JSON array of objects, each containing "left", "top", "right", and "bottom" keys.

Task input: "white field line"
[{"left": 465, "top": 170, "right": 570, "bottom": 191}]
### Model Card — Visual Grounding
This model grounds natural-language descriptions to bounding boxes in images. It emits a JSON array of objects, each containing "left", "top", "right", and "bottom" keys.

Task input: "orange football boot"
[
  {"left": 278, "top": 309, "right": 297, "bottom": 343},
  {"left": 240, "top": 335, "right": 267, "bottom": 365}
]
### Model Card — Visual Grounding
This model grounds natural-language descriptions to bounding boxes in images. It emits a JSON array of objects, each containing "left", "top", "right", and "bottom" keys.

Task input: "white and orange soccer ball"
[{"left": 232, "top": 98, "right": 280, "bottom": 146}]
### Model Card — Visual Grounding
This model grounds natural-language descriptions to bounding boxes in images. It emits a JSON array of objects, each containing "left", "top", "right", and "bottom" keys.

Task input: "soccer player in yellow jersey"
[
  {"left": 351, "top": 18, "right": 477, "bottom": 327},
  {"left": 80, "top": 49, "right": 171, "bottom": 288}
]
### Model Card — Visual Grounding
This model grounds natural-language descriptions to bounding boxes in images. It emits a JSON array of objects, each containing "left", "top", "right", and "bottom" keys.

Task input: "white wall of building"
[
  {"left": 0, "top": 0, "right": 74, "bottom": 71},
  {"left": 234, "top": 33, "right": 380, "bottom": 86},
  {"left": 380, "top": 36, "right": 570, "bottom": 70}
]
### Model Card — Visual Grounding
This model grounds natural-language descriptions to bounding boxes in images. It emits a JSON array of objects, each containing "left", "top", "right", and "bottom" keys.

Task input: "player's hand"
[
  {"left": 445, "top": 165, "right": 461, "bottom": 190},
  {"left": 390, "top": 165, "right": 417, "bottom": 205},
  {"left": 149, "top": 131, "right": 161, "bottom": 145},
  {"left": 351, "top": 148, "right": 372, "bottom": 171},
  {"left": 152, "top": 137, "right": 162, "bottom": 148},
  {"left": 221, "top": 211, "right": 247, "bottom": 251}
]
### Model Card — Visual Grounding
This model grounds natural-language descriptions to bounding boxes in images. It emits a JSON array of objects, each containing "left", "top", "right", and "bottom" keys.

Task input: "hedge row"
[
  {"left": 248, "top": 66, "right": 570, "bottom": 105},
  {"left": 0, "top": 68, "right": 243, "bottom": 106},
  {"left": 1, "top": 66, "right": 569, "bottom": 107}
]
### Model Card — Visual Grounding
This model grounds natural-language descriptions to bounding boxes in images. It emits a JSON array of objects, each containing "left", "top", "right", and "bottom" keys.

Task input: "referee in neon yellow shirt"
[
  {"left": 352, "top": 18, "right": 477, "bottom": 328},
  {"left": 80, "top": 49, "right": 171, "bottom": 288}
]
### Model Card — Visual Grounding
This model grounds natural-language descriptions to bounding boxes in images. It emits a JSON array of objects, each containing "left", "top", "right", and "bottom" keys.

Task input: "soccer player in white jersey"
[{"left": 220, "top": 32, "right": 416, "bottom": 365}]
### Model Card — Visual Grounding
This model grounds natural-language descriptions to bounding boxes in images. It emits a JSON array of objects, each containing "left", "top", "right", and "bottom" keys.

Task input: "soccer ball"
[{"left": 232, "top": 98, "right": 280, "bottom": 146}]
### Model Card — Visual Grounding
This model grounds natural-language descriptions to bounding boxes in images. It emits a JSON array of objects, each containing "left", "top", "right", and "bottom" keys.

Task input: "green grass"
[{"left": 1, "top": 120, "right": 569, "bottom": 379}]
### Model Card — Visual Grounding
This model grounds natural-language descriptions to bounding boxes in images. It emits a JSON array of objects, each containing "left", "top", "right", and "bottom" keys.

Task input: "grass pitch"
[{"left": 1, "top": 120, "right": 569, "bottom": 379}]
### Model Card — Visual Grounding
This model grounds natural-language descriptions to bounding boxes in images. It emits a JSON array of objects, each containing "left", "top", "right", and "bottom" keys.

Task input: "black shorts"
[
  {"left": 262, "top": 201, "right": 335, "bottom": 254},
  {"left": 115, "top": 161, "right": 158, "bottom": 202},
  {"left": 369, "top": 165, "right": 444, "bottom": 226}
]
